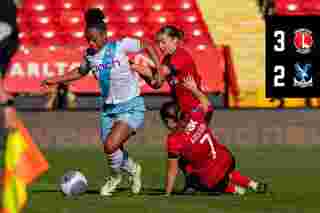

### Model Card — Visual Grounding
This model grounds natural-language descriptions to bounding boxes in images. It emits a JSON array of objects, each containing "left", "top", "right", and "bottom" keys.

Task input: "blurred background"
[
  {"left": 8, "top": 0, "right": 317, "bottom": 110},
  {"left": 7, "top": 0, "right": 320, "bottom": 110}
]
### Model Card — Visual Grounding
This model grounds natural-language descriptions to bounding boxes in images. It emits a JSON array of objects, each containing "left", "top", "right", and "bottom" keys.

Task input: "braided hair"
[{"left": 84, "top": 8, "right": 106, "bottom": 32}]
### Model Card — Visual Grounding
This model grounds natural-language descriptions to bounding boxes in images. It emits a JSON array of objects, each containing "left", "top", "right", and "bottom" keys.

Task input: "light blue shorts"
[{"left": 99, "top": 96, "right": 145, "bottom": 144}]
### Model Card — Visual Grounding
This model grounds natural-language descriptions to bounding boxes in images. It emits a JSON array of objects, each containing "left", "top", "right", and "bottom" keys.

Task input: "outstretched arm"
[
  {"left": 183, "top": 76, "right": 210, "bottom": 113},
  {"left": 41, "top": 67, "right": 85, "bottom": 87},
  {"left": 130, "top": 63, "right": 168, "bottom": 89}
]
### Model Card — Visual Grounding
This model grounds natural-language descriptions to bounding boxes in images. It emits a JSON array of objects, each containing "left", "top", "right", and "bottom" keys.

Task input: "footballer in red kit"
[
  {"left": 166, "top": 107, "right": 234, "bottom": 189},
  {"left": 162, "top": 46, "right": 208, "bottom": 114},
  {"left": 161, "top": 76, "right": 268, "bottom": 196},
  {"left": 130, "top": 25, "right": 214, "bottom": 123}
]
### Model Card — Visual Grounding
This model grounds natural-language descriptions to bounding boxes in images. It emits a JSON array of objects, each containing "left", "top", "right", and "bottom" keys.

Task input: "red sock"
[
  {"left": 224, "top": 183, "right": 236, "bottom": 194},
  {"left": 229, "top": 170, "right": 251, "bottom": 188}
]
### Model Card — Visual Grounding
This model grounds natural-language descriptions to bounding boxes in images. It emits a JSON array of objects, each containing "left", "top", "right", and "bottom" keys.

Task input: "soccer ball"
[{"left": 60, "top": 170, "right": 88, "bottom": 197}]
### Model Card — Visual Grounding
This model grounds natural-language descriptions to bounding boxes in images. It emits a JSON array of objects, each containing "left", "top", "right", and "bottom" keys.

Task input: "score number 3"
[{"left": 274, "top": 30, "right": 285, "bottom": 52}]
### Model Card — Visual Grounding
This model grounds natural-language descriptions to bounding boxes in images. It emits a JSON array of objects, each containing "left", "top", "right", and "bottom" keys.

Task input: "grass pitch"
[{"left": 26, "top": 143, "right": 320, "bottom": 213}]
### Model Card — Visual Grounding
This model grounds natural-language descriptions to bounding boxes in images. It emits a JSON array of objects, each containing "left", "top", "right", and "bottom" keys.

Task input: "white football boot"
[
  {"left": 100, "top": 173, "right": 122, "bottom": 196},
  {"left": 128, "top": 161, "right": 142, "bottom": 194}
]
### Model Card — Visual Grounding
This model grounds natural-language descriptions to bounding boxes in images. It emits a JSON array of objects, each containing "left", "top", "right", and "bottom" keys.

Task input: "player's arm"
[
  {"left": 41, "top": 67, "right": 84, "bottom": 87},
  {"left": 140, "top": 39, "right": 161, "bottom": 69},
  {"left": 121, "top": 37, "right": 167, "bottom": 89},
  {"left": 165, "top": 156, "right": 179, "bottom": 196},
  {"left": 130, "top": 63, "right": 167, "bottom": 89},
  {"left": 41, "top": 52, "right": 93, "bottom": 87},
  {"left": 183, "top": 76, "right": 210, "bottom": 113}
]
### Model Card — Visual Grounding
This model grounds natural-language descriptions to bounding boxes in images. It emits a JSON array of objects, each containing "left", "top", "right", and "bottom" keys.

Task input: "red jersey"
[
  {"left": 166, "top": 109, "right": 232, "bottom": 187},
  {"left": 163, "top": 47, "right": 205, "bottom": 114}
]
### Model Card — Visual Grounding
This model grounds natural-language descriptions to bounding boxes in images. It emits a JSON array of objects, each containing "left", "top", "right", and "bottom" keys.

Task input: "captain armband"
[{"left": 78, "top": 61, "right": 91, "bottom": 76}]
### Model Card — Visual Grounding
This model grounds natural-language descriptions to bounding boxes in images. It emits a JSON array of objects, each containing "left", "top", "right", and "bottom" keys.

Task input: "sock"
[
  {"left": 121, "top": 150, "right": 136, "bottom": 175},
  {"left": 224, "top": 183, "right": 236, "bottom": 194},
  {"left": 229, "top": 170, "right": 251, "bottom": 188},
  {"left": 107, "top": 149, "right": 124, "bottom": 174},
  {"left": 224, "top": 183, "right": 246, "bottom": 195},
  {"left": 248, "top": 180, "right": 258, "bottom": 191}
]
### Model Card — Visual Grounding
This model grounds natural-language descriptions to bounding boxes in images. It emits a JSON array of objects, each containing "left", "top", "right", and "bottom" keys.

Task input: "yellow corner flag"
[{"left": 1, "top": 119, "right": 49, "bottom": 213}]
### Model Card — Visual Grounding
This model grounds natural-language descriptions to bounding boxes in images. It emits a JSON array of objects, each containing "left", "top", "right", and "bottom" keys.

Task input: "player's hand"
[
  {"left": 130, "top": 63, "right": 153, "bottom": 77},
  {"left": 159, "top": 65, "right": 170, "bottom": 76},
  {"left": 4, "top": 106, "right": 19, "bottom": 130},
  {"left": 41, "top": 79, "right": 56, "bottom": 88},
  {"left": 183, "top": 76, "right": 198, "bottom": 93}
]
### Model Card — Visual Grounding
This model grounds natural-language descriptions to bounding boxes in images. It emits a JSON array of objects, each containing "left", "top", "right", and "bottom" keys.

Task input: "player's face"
[
  {"left": 164, "top": 117, "right": 177, "bottom": 131},
  {"left": 85, "top": 29, "right": 107, "bottom": 51},
  {"left": 157, "top": 33, "right": 178, "bottom": 55},
  {"left": 163, "top": 106, "right": 179, "bottom": 130}
]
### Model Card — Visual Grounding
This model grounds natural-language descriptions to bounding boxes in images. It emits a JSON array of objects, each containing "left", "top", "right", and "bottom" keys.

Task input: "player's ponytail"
[
  {"left": 85, "top": 8, "right": 106, "bottom": 32},
  {"left": 156, "top": 25, "right": 184, "bottom": 41}
]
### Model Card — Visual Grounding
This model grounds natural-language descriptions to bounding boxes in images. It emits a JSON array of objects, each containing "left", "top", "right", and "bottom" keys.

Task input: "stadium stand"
[
  {"left": 274, "top": 0, "right": 320, "bottom": 15},
  {"left": 5, "top": 0, "right": 238, "bottom": 109}
]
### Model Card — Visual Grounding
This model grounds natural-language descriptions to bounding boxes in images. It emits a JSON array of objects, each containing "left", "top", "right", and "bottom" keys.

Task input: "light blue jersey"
[
  {"left": 80, "top": 37, "right": 146, "bottom": 143},
  {"left": 84, "top": 37, "right": 143, "bottom": 105}
]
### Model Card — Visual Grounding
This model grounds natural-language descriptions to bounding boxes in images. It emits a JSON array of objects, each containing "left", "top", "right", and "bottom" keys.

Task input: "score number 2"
[
  {"left": 273, "top": 65, "right": 285, "bottom": 87},
  {"left": 274, "top": 30, "right": 285, "bottom": 52}
]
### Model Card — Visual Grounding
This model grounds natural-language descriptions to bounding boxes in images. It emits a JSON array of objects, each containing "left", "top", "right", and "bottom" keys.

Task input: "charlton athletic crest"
[{"left": 293, "top": 28, "right": 314, "bottom": 54}]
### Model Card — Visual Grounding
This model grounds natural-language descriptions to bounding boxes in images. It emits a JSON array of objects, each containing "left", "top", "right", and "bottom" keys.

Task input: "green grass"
[{"left": 25, "top": 144, "right": 320, "bottom": 213}]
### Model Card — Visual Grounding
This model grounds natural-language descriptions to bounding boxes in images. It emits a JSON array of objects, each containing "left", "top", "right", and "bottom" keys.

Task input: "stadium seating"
[
  {"left": 8, "top": 0, "right": 227, "bottom": 96},
  {"left": 274, "top": 0, "right": 320, "bottom": 15}
]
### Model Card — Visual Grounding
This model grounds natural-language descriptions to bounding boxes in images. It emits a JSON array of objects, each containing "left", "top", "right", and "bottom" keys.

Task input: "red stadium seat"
[
  {"left": 144, "top": 0, "right": 166, "bottom": 11},
  {"left": 63, "top": 29, "right": 88, "bottom": 50},
  {"left": 185, "top": 34, "right": 212, "bottom": 52},
  {"left": 164, "top": 0, "right": 197, "bottom": 10},
  {"left": 180, "top": 22, "right": 207, "bottom": 40},
  {"left": 275, "top": 0, "right": 305, "bottom": 15},
  {"left": 54, "top": 0, "right": 84, "bottom": 10},
  {"left": 301, "top": 0, "right": 320, "bottom": 15},
  {"left": 30, "top": 11, "right": 56, "bottom": 29},
  {"left": 106, "top": 23, "right": 124, "bottom": 39},
  {"left": 175, "top": 10, "right": 201, "bottom": 24},
  {"left": 120, "top": 24, "right": 149, "bottom": 38},
  {"left": 84, "top": 0, "right": 114, "bottom": 11},
  {"left": 58, "top": 10, "right": 84, "bottom": 29},
  {"left": 117, "top": 10, "right": 146, "bottom": 24},
  {"left": 24, "top": 0, "right": 53, "bottom": 12},
  {"left": 17, "top": 9, "right": 29, "bottom": 25},
  {"left": 18, "top": 31, "right": 33, "bottom": 47},
  {"left": 32, "top": 27, "right": 65, "bottom": 51},
  {"left": 103, "top": 13, "right": 122, "bottom": 23},
  {"left": 146, "top": 11, "right": 176, "bottom": 25},
  {"left": 113, "top": 0, "right": 144, "bottom": 11}
]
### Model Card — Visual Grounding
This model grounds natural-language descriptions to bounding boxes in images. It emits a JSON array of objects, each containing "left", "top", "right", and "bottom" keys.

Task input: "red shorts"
[{"left": 197, "top": 148, "right": 234, "bottom": 189}]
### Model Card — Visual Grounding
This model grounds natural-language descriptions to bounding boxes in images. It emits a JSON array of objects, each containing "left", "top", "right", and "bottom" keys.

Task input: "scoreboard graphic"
[{"left": 266, "top": 16, "right": 320, "bottom": 98}]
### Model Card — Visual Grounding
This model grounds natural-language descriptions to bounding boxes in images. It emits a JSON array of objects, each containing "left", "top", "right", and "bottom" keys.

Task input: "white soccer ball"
[{"left": 60, "top": 170, "right": 88, "bottom": 197}]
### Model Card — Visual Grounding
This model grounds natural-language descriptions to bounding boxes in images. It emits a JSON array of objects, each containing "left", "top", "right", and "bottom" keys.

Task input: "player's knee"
[
  {"left": 103, "top": 138, "right": 120, "bottom": 154},
  {"left": 104, "top": 142, "right": 114, "bottom": 154}
]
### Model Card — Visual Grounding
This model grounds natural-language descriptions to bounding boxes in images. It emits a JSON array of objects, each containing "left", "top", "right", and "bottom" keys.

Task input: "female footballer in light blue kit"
[{"left": 42, "top": 8, "right": 160, "bottom": 196}]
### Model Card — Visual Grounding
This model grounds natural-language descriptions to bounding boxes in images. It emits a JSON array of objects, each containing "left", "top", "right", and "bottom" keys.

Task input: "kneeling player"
[{"left": 161, "top": 77, "right": 268, "bottom": 196}]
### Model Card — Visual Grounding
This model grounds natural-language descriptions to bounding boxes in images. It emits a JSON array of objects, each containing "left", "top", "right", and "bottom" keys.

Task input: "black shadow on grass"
[{"left": 31, "top": 187, "right": 224, "bottom": 196}]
